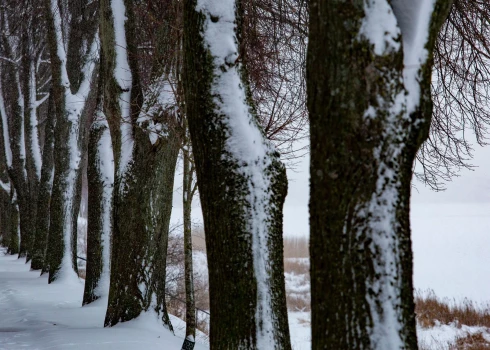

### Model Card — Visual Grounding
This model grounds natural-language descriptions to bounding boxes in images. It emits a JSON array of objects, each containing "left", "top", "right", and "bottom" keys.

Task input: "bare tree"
[{"left": 416, "top": 0, "right": 490, "bottom": 190}]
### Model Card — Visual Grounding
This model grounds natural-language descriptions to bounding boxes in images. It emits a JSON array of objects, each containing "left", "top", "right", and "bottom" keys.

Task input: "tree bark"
[
  {"left": 100, "top": 0, "right": 179, "bottom": 329},
  {"left": 182, "top": 135, "right": 196, "bottom": 348},
  {"left": 8, "top": 191, "right": 19, "bottom": 255},
  {"left": 43, "top": 0, "right": 98, "bottom": 283},
  {"left": 31, "top": 91, "right": 56, "bottom": 271},
  {"left": 183, "top": 0, "right": 291, "bottom": 348},
  {"left": 83, "top": 97, "right": 113, "bottom": 305},
  {"left": 21, "top": 3, "right": 42, "bottom": 263},
  {"left": 307, "top": 1, "right": 453, "bottom": 348}
]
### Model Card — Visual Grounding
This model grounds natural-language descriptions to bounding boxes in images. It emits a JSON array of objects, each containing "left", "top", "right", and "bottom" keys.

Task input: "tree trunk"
[
  {"left": 182, "top": 138, "right": 196, "bottom": 348},
  {"left": 6, "top": 69, "right": 30, "bottom": 260},
  {"left": 183, "top": 0, "right": 291, "bottom": 348},
  {"left": 100, "top": 0, "right": 179, "bottom": 329},
  {"left": 43, "top": 0, "right": 98, "bottom": 283},
  {"left": 83, "top": 99, "right": 113, "bottom": 305},
  {"left": 307, "top": 1, "right": 453, "bottom": 348},
  {"left": 21, "top": 7, "right": 42, "bottom": 263},
  {"left": 31, "top": 91, "right": 55, "bottom": 271},
  {"left": 8, "top": 192, "right": 20, "bottom": 255}
]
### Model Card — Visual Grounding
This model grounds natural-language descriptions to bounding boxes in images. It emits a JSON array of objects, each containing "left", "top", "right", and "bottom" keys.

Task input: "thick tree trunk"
[
  {"left": 101, "top": 0, "right": 179, "bottom": 329},
  {"left": 83, "top": 102, "right": 113, "bottom": 305},
  {"left": 31, "top": 92, "right": 55, "bottom": 271},
  {"left": 149, "top": 126, "right": 180, "bottom": 330},
  {"left": 307, "top": 1, "right": 453, "bottom": 349},
  {"left": 21, "top": 10, "right": 41, "bottom": 263},
  {"left": 7, "top": 70, "right": 30, "bottom": 260},
  {"left": 44, "top": 0, "right": 98, "bottom": 283},
  {"left": 183, "top": 0, "right": 291, "bottom": 348},
  {"left": 0, "top": 94, "right": 13, "bottom": 254}
]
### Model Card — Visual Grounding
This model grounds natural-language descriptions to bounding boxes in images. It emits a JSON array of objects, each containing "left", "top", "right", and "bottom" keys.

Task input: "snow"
[
  {"left": 0, "top": 249, "right": 208, "bottom": 350},
  {"left": 15, "top": 73, "right": 26, "bottom": 165},
  {"left": 0, "top": 78, "right": 12, "bottom": 168},
  {"left": 111, "top": 0, "right": 134, "bottom": 182},
  {"left": 418, "top": 323, "right": 490, "bottom": 349},
  {"left": 28, "top": 60, "right": 42, "bottom": 180},
  {"left": 355, "top": 1, "right": 441, "bottom": 348},
  {"left": 195, "top": 0, "right": 284, "bottom": 346},
  {"left": 137, "top": 75, "right": 174, "bottom": 145},
  {"left": 358, "top": 0, "right": 401, "bottom": 55},
  {"left": 392, "top": 0, "right": 436, "bottom": 115},
  {"left": 92, "top": 110, "right": 114, "bottom": 300},
  {"left": 288, "top": 312, "right": 311, "bottom": 350},
  {"left": 47, "top": 0, "right": 98, "bottom": 281}
]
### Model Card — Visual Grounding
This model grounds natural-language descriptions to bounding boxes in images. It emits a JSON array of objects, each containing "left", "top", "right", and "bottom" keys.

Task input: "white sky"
[{"left": 171, "top": 139, "right": 490, "bottom": 302}]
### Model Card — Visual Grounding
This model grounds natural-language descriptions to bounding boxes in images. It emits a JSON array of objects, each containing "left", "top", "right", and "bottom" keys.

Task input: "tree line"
[{"left": 0, "top": 0, "right": 488, "bottom": 349}]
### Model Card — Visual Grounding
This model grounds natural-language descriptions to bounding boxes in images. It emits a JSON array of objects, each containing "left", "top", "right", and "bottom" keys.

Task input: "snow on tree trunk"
[
  {"left": 83, "top": 102, "right": 114, "bottom": 305},
  {"left": 101, "top": 0, "right": 179, "bottom": 329},
  {"left": 31, "top": 91, "right": 55, "bottom": 271},
  {"left": 0, "top": 76, "right": 15, "bottom": 255},
  {"left": 7, "top": 70, "right": 30, "bottom": 260},
  {"left": 183, "top": 0, "right": 291, "bottom": 348},
  {"left": 44, "top": 0, "right": 98, "bottom": 283},
  {"left": 307, "top": 0, "right": 453, "bottom": 348}
]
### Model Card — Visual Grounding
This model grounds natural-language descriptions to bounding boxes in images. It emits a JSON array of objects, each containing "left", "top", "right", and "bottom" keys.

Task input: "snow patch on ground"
[
  {"left": 0, "top": 249, "right": 208, "bottom": 350},
  {"left": 418, "top": 323, "right": 490, "bottom": 349}
]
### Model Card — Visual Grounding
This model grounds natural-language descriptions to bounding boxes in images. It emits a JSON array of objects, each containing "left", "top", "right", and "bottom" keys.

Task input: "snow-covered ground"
[
  {"left": 418, "top": 323, "right": 490, "bottom": 350},
  {"left": 0, "top": 249, "right": 208, "bottom": 350},
  {"left": 0, "top": 247, "right": 311, "bottom": 349}
]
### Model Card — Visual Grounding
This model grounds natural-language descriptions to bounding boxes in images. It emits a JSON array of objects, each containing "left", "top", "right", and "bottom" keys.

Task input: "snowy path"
[{"left": 0, "top": 248, "right": 207, "bottom": 350}]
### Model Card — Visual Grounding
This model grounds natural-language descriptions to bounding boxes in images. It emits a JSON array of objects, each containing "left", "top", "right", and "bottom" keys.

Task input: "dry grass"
[
  {"left": 192, "top": 227, "right": 206, "bottom": 253},
  {"left": 451, "top": 332, "right": 490, "bottom": 349},
  {"left": 415, "top": 290, "right": 490, "bottom": 329},
  {"left": 284, "top": 258, "right": 309, "bottom": 275},
  {"left": 283, "top": 236, "right": 309, "bottom": 259}
]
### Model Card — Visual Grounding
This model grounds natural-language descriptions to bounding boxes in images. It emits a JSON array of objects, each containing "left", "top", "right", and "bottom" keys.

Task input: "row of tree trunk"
[{"left": 0, "top": 0, "right": 475, "bottom": 349}]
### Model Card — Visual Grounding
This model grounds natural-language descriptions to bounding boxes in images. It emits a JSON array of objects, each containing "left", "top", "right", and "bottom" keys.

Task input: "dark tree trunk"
[
  {"left": 21, "top": 4, "right": 41, "bottom": 263},
  {"left": 183, "top": 0, "right": 291, "bottom": 348},
  {"left": 307, "top": 1, "right": 453, "bottom": 348},
  {"left": 83, "top": 101, "right": 113, "bottom": 305},
  {"left": 43, "top": 0, "right": 98, "bottom": 283},
  {"left": 100, "top": 0, "right": 179, "bottom": 329},
  {"left": 8, "top": 193, "right": 19, "bottom": 255},
  {"left": 31, "top": 91, "right": 55, "bottom": 271},
  {"left": 6, "top": 68, "right": 30, "bottom": 260}
]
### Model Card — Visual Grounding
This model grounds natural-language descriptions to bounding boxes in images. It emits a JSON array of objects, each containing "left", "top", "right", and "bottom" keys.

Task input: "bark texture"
[
  {"left": 31, "top": 92, "right": 55, "bottom": 271},
  {"left": 44, "top": 0, "right": 98, "bottom": 282},
  {"left": 307, "top": 1, "right": 453, "bottom": 349},
  {"left": 183, "top": 0, "right": 291, "bottom": 348},
  {"left": 83, "top": 101, "right": 113, "bottom": 305},
  {"left": 100, "top": 0, "right": 179, "bottom": 329}
]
